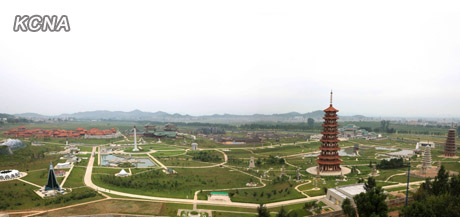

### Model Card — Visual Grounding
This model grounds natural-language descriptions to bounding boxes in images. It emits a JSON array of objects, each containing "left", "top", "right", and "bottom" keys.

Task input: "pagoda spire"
[{"left": 330, "top": 90, "right": 333, "bottom": 105}]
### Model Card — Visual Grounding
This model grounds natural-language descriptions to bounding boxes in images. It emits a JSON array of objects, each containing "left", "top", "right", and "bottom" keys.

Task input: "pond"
[
  {"left": 375, "top": 147, "right": 397, "bottom": 151},
  {"left": 101, "top": 154, "right": 155, "bottom": 168}
]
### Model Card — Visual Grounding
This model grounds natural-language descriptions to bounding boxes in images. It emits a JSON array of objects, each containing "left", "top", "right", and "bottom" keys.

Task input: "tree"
[
  {"left": 403, "top": 167, "right": 460, "bottom": 217},
  {"left": 307, "top": 118, "right": 315, "bottom": 128},
  {"left": 304, "top": 201, "right": 316, "bottom": 211},
  {"left": 354, "top": 177, "right": 388, "bottom": 217},
  {"left": 257, "top": 203, "right": 270, "bottom": 217},
  {"left": 342, "top": 198, "right": 357, "bottom": 217},
  {"left": 364, "top": 177, "right": 377, "bottom": 192},
  {"left": 277, "top": 206, "right": 288, "bottom": 217},
  {"left": 432, "top": 165, "right": 449, "bottom": 196}
]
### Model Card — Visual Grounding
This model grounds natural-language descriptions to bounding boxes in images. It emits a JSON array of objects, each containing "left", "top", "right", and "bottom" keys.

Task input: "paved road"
[{"left": 146, "top": 153, "right": 168, "bottom": 170}]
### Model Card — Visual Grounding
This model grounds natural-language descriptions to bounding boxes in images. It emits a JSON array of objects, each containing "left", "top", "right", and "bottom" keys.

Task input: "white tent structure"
[{"left": 116, "top": 169, "right": 130, "bottom": 177}]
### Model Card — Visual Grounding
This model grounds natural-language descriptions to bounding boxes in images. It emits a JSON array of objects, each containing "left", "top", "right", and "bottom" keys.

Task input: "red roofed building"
[{"left": 4, "top": 126, "right": 118, "bottom": 139}]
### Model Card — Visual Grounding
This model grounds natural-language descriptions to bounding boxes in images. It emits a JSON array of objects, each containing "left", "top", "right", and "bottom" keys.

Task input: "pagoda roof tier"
[
  {"left": 323, "top": 117, "right": 339, "bottom": 120},
  {"left": 318, "top": 155, "right": 341, "bottom": 160},
  {"left": 324, "top": 105, "right": 339, "bottom": 112},
  {"left": 321, "top": 131, "right": 339, "bottom": 135},
  {"left": 319, "top": 147, "right": 341, "bottom": 151},
  {"left": 316, "top": 159, "right": 343, "bottom": 165},
  {"left": 320, "top": 139, "right": 340, "bottom": 143},
  {"left": 322, "top": 124, "right": 339, "bottom": 127}
]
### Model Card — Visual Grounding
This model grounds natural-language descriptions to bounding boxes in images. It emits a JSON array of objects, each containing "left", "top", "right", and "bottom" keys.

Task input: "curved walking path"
[
  {"left": 84, "top": 147, "right": 321, "bottom": 209},
  {"left": 17, "top": 178, "right": 41, "bottom": 188},
  {"left": 166, "top": 148, "right": 229, "bottom": 169},
  {"left": 294, "top": 180, "right": 312, "bottom": 197},
  {"left": 385, "top": 172, "right": 406, "bottom": 182},
  {"left": 146, "top": 153, "right": 168, "bottom": 170}
]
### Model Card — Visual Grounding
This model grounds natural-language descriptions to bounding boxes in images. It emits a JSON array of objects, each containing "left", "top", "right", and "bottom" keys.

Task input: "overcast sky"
[{"left": 0, "top": 1, "right": 459, "bottom": 117}]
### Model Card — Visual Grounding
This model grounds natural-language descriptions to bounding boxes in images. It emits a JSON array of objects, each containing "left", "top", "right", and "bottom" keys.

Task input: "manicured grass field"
[
  {"left": 43, "top": 199, "right": 165, "bottom": 217},
  {"left": 78, "top": 146, "right": 95, "bottom": 152},
  {"left": 92, "top": 167, "right": 253, "bottom": 199},
  {"left": 63, "top": 167, "right": 86, "bottom": 188},
  {"left": 217, "top": 181, "right": 306, "bottom": 203},
  {"left": 197, "top": 205, "right": 256, "bottom": 212},
  {"left": 0, "top": 144, "right": 63, "bottom": 171},
  {"left": 0, "top": 180, "right": 103, "bottom": 210},
  {"left": 161, "top": 158, "right": 219, "bottom": 167},
  {"left": 150, "top": 150, "right": 187, "bottom": 157},
  {"left": 389, "top": 175, "right": 425, "bottom": 183},
  {"left": 22, "top": 169, "right": 64, "bottom": 186}
]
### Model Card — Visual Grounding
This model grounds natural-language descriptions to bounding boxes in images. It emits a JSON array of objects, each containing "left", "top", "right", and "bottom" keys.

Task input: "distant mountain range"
[{"left": 11, "top": 109, "right": 373, "bottom": 123}]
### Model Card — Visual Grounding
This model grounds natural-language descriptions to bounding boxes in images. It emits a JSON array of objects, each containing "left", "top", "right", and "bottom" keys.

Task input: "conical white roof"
[{"left": 119, "top": 169, "right": 128, "bottom": 175}]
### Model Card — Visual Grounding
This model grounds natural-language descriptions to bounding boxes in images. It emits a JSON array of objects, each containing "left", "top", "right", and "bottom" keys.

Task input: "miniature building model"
[
  {"left": 327, "top": 183, "right": 366, "bottom": 206},
  {"left": 5, "top": 126, "right": 119, "bottom": 139},
  {"left": 249, "top": 156, "right": 255, "bottom": 168},
  {"left": 317, "top": 91, "right": 342, "bottom": 172},
  {"left": 132, "top": 126, "right": 139, "bottom": 152},
  {"left": 0, "top": 170, "right": 20, "bottom": 180},
  {"left": 280, "top": 165, "right": 286, "bottom": 176},
  {"left": 208, "top": 192, "right": 231, "bottom": 202},
  {"left": 116, "top": 169, "right": 129, "bottom": 177},
  {"left": 422, "top": 146, "right": 432, "bottom": 174},
  {"left": 444, "top": 126, "right": 457, "bottom": 157},
  {"left": 45, "top": 162, "right": 61, "bottom": 191},
  {"left": 191, "top": 143, "right": 198, "bottom": 151},
  {"left": 416, "top": 141, "right": 435, "bottom": 149},
  {"left": 296, "top": 168, "right": 301, "bottom": 180},
  {"left": 372, "top": 164, "right": 377, "bottom": 176}
]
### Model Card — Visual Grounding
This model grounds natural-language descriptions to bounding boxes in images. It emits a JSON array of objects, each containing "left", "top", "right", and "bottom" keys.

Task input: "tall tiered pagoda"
[
  {"left": 316, "top": 91, "right": 342, "bottom": 172},
  {"left": 444, "top": 125, "right": 457, "bottom": 157}
]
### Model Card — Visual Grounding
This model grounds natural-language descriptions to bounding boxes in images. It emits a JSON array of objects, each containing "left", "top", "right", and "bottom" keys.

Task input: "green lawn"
[
  {"left": 92, "top": 167, "right": 253, "bottom": 199},
  {"left": 22, "top": 169, "right": 64, "bottom": 186},
  {"left": 150, "top": 150, "right": 187, "bottom": 157},
  {"left": 216, "top": 181, "right": 306, "bottom": 203},
  {"left": 63, "top": 167, "right": 86, "bottom": 188},
  {"left": 0, "top": 180, "right": 103, "bottom": 210}
]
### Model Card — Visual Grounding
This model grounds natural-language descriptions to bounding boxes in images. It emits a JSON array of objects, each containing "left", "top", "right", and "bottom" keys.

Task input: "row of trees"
[
  {"left": 257, "top": 200, "right": 323, "bottom": 217},
  {"left": 376, "top": 158, "right": 404, "bottom": 169},
  {"left": 402, "top": 166, "right": 460, "bottom": 217},
  {"left": 240, "top": 120, "right": 318, "bottom": 131},
  {"left": 189, "top": 151, "right": 222, "bottom": 162},
  {"left": 99, "top": 170, "right": 182, "bottom": 191},
  {"left": 266, "top": 155, "right": 285, "bottom": 165}
]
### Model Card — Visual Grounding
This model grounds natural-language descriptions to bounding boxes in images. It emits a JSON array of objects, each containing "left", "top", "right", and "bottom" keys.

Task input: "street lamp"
[{"left": 405, "top": 158, "right": 411, "bottom": 207}]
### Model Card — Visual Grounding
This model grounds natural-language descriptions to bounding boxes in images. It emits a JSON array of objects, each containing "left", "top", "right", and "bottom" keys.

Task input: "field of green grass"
[
  {"left": 63, "top": 167, "right": 86, "bottom": 188},
  {"left": 212, "top": 179, "right": 306, "bottom": 203},
  {"left": 0, "top": 180, "right": 103, "bottom": 210},
  {"left": 150, "top": 150, "right": 187, "bottom": 157},
  {"left": 92, "top": 167, "right": 253, "bottom": 199},
  {"left": 22, "top": 169, "right": 64, "bottom": 186},
  {"left": 0, "top": 144, "right": 64, "bottom": 171}
]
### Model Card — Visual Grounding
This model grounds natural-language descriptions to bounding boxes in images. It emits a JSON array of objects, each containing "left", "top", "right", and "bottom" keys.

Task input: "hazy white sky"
[{"left": 0, "top": 1, "right": 459, "bottom": 117}]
